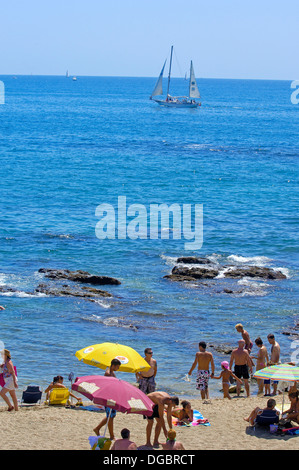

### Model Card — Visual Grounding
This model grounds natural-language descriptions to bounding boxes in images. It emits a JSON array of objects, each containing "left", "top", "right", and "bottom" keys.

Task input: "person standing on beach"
[
  {"left": 267, "top": 334, "right": 281, "bottom": 395},
  {"left": 0, "top": 349, "right": 18, "bottom": 411},
  {"left": 235, "top": 323, "right": 253, "bottom": 353},
  {"left": 136, "top": 347, "right": 157, "bottom": 394},
  {"left": 252, "top": 337, "right": 269, "bottom": 395},
  {"left": 145, "top": 391, "right": 179, "bottom": 448},
  {"left": 93, "top": 358, "right": 121, "bottom": 439},
  {"left": 229, "top": 340, "right": 253, "bottom": 397},
  {"left": 188, "top": 341, "right": 215, "bottom": 400}
]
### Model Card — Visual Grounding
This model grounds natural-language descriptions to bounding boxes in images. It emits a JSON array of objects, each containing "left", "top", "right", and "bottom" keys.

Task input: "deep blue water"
[{"left": 0, "top": 75, "right": 298, "bottom": 398}]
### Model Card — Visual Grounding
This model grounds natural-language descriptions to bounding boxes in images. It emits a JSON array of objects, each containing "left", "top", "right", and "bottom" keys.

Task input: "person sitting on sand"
[
  {"left": 212, "top": 361, "right": 243, "bottom": 400},
  {"left": 161, "top": 429, "right": 185, "bottom": 450},
  {"left": 111, "top": 428, "right": 137, "bottom": 450},
  {"left": 243, "top": 398, "right": 280, "bottom": 426},
  {"left": 45, "top": 375, "right": 81, "bottom": 402},
  {"left": 283, "top": 391, "right": 299, "bottom": 424},
  {"left": 172, "top": 400, "right": 193, "bottom": 424}
]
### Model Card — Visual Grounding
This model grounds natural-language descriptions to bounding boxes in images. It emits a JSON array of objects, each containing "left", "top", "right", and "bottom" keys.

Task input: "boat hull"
[{"left": 153, "top": 99, "right": 200, "bottom": 108}]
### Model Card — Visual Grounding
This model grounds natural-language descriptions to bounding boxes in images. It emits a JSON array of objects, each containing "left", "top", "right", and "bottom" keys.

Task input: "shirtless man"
[
  {"left": 111, "top": 428, "right": 137, "bottom": 450},
  {"left": 235, "top": 323, "right": 253, "bottom": 352},
  {"left": 188, "top": 341, "right": 215, "bottom": 400},
  {"left": 267, "top": 334, "right": 281, "bottom": 395},
  {"left": 252, "top": 337, "right": 269, "bottom": 395},
  {"left": 145, "top": 391, "right": 179, "bottom": 448},
  {"left": 93, "top": 358, "right": 121, "bottom": 439},
  {"left": 136, "top": 347, "right": 157, "bottom": 394},
  {"left": 229, "top": 340, "right": 253, "bottom": 397}
]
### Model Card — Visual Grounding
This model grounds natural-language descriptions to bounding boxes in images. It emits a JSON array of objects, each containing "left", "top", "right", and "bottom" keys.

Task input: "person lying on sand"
[{"left": 172, "top": 400, "right": 193, "bottom": 423}]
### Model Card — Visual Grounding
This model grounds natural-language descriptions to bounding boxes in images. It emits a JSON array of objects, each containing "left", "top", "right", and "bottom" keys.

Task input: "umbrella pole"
[{"left": 103, "top": 408, "right": 112, "bottom": 437}]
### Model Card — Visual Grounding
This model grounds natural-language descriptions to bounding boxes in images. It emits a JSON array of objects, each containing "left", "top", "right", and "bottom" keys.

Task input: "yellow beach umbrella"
[{"left": 75, "top": 342, "right": 151, "bottom": 373}]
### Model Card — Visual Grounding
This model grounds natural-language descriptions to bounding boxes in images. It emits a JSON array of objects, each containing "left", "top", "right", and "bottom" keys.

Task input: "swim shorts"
[
  {"left": 105, "top": 406, "right": 116, "bottom": 418},
  {"left": 147, "top": 404, "right": 160, "bottom": 420},
  {"left": 139, "top": 375, "right": 156, "bottom": 394},
  {"left": 196, "top": 370, "right": 210, "bottom": 391},
  {"left": 234, "top": 365, "right": 249, "bottom": 380}
]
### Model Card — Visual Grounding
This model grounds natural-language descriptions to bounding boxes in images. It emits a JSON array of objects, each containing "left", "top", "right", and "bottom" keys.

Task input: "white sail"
[
  {"left": 189, "top": 61, "right": 200, "bottom": 99},
  {"left": 151, "top": 60, "right": 166, "bottom": 97}
]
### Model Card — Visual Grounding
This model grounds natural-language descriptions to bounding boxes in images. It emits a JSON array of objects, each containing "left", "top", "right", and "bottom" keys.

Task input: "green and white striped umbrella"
[{"left": 253, "top": 363, "right": 299, "bottom": 382}]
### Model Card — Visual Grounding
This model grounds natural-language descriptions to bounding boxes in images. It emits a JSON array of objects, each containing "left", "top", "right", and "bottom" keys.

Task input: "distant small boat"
[
  {"left": 150, "top": 46, "right": 201, "bottom": 108},
  {"left": 72, "top": 76, "right": 77, "bottom": 81},
  {"left": 66, "top": 70, "right": 69, "bottom": 78}
]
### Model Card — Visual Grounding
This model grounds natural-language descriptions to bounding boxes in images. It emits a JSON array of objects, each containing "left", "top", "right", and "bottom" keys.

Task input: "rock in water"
[{"left": 38, "top": 268, "right": 121, "bottom": 285}]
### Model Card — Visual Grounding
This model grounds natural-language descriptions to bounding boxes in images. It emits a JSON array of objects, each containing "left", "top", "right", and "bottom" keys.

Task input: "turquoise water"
[{"left": 0, "top": 75, "right": 298, "bottom": 398}]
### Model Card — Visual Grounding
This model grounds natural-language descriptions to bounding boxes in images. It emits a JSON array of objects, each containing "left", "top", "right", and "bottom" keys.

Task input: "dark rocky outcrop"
[
  {"left": 177, "top": 257, "right": 212, "bottom": 265},
  {"left": 35, "top": 283, "right": 112, "bottom": 298},
  {"left": 223, "top": 266, "right": 286, "bottom": 280},
  {"left": 164, "top": 263, "right": 286, "bottom": 282},
  {"left": 164, "top": 265, "right": 219, "bottom": 282},
  {"left": 38, "top": 268, "right": 121, "bottom": 285}
]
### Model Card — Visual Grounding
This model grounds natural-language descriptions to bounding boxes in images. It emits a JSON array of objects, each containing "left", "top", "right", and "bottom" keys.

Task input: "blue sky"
[{"left": 1, "top": 0, "right": 298, "bottom": 79}]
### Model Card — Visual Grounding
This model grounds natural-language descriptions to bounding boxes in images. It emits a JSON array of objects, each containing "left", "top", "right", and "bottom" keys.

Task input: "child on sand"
[{"left": 212, "top": 361, "right": 243, "bottom": 399}]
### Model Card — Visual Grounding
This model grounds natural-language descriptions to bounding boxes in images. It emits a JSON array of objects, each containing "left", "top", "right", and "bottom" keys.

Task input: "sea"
[{"left": 0, "top": 75, "right": 298, "bottom": 398}]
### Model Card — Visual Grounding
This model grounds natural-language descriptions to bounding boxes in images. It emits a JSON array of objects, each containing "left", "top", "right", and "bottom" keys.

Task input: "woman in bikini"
[
  {"left": 45, "top": 375, "right": 81, "bottom": 402},
  {"left": 284, "top": 391, "right": 299, "bottom": 424},
  {"left": 172, "top": 400, "right": 193, "bottom": 424},
  {"left": 252, "top": 337, "right": 270, "bottom": 395},
  {"left": 212, "top": 361, "right": 243, "bottom": 400}
]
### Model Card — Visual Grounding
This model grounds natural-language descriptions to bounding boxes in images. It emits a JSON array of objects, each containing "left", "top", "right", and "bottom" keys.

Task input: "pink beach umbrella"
[{"left": 72, "top": 375, "right": 154, "bottom": 416}]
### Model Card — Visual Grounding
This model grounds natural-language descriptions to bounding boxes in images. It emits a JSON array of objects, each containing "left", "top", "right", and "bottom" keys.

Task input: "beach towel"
[
  {"left": 170, "top": 409, "right": 210, "bottom": 427},
  {"left": 74, "top": 404, "right": 105, "bottom": 412}
]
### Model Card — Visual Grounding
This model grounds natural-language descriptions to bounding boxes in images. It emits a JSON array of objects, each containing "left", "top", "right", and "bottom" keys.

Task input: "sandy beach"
[{"left": 0, "top": 395, "right": 296, "bottom": 450}]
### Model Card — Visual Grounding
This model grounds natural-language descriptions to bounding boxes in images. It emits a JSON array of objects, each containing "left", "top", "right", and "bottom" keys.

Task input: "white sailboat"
[{"left": 150, "top": 46, "right": 201, "bottom": 108}]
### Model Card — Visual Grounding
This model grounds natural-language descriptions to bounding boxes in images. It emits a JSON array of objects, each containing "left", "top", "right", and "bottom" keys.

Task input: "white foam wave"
[
  {"left": 227, "top": 255, "right": 272, "bottom": 266},
  {"left": 160, "top": 254, "right": 178, "bottom": 267},
  {"left": 273, "top": 267, "right": 291, "bottom": 279},
  {"left": 0, "top": 291, "right": 47, "bottom": 298},
  {"left": 93, "top": 299, "right": 112, "bottom": 309}
]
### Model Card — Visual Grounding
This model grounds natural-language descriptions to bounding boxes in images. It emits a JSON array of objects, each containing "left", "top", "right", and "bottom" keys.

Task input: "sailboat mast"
[{"left": 166, "top": 45, "right": 173, "bottom": 97}]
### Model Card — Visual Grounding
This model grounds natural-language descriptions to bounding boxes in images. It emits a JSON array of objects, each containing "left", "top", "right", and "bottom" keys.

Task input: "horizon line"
[{"left": 0, "top": 73, "right": 295, "bottom": 82}]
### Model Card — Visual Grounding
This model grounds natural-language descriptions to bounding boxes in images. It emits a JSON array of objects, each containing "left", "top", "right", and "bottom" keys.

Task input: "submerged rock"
[
  {"left": 35, "top": 283, "right": 112, "bottom": 298},
  {"left": 38, "top": 268, "right": 121, "bottom": 285}
]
